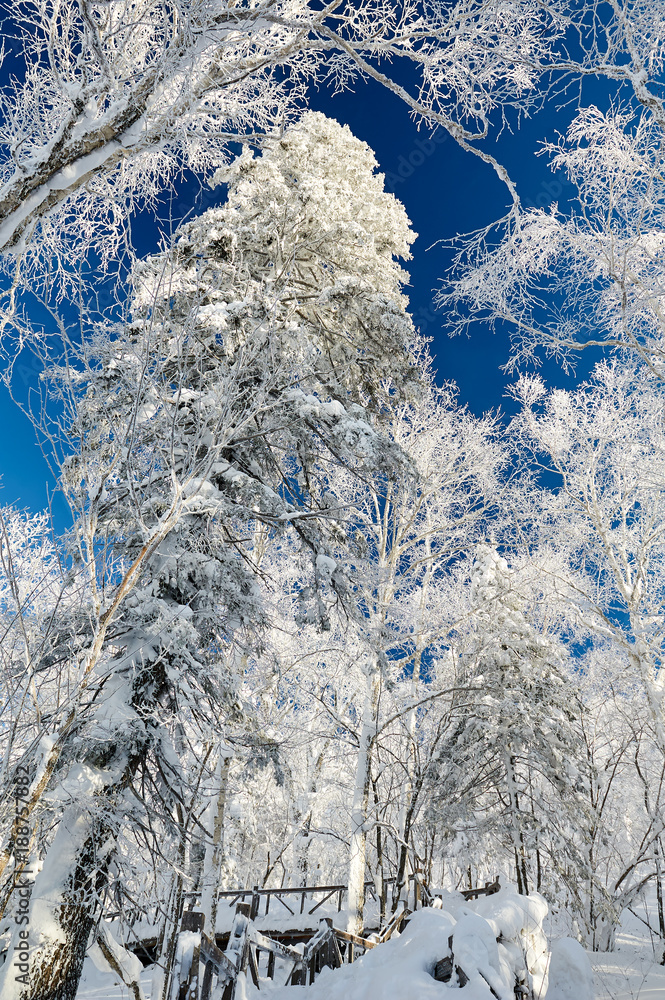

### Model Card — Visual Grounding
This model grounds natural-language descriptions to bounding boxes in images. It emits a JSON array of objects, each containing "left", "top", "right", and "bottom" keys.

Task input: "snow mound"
[
  {"left": 466, "top": 887, "right": 549, "bottom": 995},
  {"left": 76, "top": 955, "right": 153, "bottom": 999},
  {"left": 545, "top": 938, "right": 594, "bottom": 1000},
  {"left": 249, "top": 908, "right": 456, "bottom": 1000},
  {"left": 451, "top": 911, "right": 513, "bottom": 1000},
  {"left": 246, "top": 891, "right": 551, "bottom": 1000}
]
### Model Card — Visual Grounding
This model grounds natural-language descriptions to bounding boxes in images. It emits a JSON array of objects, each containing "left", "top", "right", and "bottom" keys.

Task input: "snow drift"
[{"left": 235, "top": 886, "right": 583, "bottom": 1000}]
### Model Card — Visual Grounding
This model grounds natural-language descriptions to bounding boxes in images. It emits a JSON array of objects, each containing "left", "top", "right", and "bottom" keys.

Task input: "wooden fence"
[
  {"left": 114, "top": 873, "right": 511, "bottom": 999},
  {"left": 176, "top": 874, "right": 506, "bottom": 1000},
  {"left": 171, "top": 875, "right": 524, "bottom": 1000},
  {"left": 107, "top": 872, "right": 430, "bottom": 931},
  {"left": 175, "top": 900, "right": 411, "bottom": 1000},
  {"left": 185, "top": 872, "right": 426, "bottom": 923}
]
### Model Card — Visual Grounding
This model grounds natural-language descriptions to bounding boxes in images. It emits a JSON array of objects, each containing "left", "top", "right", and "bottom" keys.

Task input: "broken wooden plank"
[
  {"left": 433, "top": 936, "right": 468, "bottom": 990},
  {"left": 252, "top": 928, "right": 305, "bottom": 964},
  {"left": 245, "top": 941, "right": 260, "bottom": 989},
  {"left": 433, "top": 956, "right": 453, "bottom": 982},
  {"left": 334, "top": 927, "right": 377, "bottom": 950},
  {"left": 200, "top": 932, "right": 237, "bottom": 981},
  {"left": 302, "top": 920, "right": 343, "bottom": 982},
  {"left": 460, "top": 877, "right": 501, "bottom": 901},
  {"left": 378, "top": 904, "right": 409, "bottom": 944}
]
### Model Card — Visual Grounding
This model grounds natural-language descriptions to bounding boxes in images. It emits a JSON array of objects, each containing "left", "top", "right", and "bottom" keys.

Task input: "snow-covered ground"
[
  {"left": 77, "top": 958, "right": 154, "bottom": 1000},
  {"left": 590, "top": 904, "right": 665, "bottom": 1000},
  {"left": 76, "top": 888, "right": 665, "bottom": 1000}
]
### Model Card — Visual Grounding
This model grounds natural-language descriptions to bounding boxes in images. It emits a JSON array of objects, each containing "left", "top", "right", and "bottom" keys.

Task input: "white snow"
[
  {"left": 243, "top": 890, "right": 554, "bottom": 1000},
  {"left": 467, "top": 889, "right": 549, "bottom": 994},
  {"left": 77, "top": 955, "right": 153, "bottom": 999},
  {"left": 74, "top": 889, "right": 665, "bottom": 1000},
  {"left": 248, "top": 908, "right": 457, "bottom": 1000},
  {"left": 590, "top": 901, "right": 665, "bottom": 1000},
  {"left": 591, "top": 949, "right": 665, "bottom": 1000},
  {"left": 545, "top": 939, "right": 594, "bottom": 1000},
  {"left": 451, "top": 911, "right": 513, "bottom": 1000},
  {"left": 315, "top": 554, "right": 337, "bottom": 579}
]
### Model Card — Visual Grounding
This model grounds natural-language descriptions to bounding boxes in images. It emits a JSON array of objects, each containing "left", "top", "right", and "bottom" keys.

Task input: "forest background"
[{"left": 1, "top": 4, "right": 665, "bottom": 1000}]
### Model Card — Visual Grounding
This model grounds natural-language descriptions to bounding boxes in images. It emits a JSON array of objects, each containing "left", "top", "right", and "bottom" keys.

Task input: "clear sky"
[{"left": 0, "top": 61, "right": 610, "bottom": 521}]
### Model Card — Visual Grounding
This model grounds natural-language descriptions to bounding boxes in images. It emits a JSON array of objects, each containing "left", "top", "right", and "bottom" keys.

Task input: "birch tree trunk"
[
  {"left": 655, "top": 836, "right": 665, "bottom": 964},
  {"left": 150, "top": 864, "right": 186, "bottom": 1000},
  {"left": 393, "top": 734, "right": 414, "bottom": 911},
  {"left": 199, "top": 746, "right": 234, "bottom": 934},
  {"left": 393, "top": 547, "right": 432, "bottom": 911},
  {"left": 294, "top": 812, "right": 313, "bottom": 888},
  {"left": 0, "top": 653, "right": 159, "bottom": 1000},
  {"left": 346, "top": 662, "right": 380, "bottom": 936}
]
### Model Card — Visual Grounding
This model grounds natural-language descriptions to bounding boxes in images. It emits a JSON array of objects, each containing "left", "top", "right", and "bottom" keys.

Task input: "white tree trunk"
[
  {"left": 292, "top": 805, "right": 313, "bottom": 888},
  {"left": 504, "top": 748, "right": 528, "bottom": 895},
  {"left": 199, "top": 746, "right": 234, "bottom": 935},
  {"left": 346, "top": 663, "right": 380, "bottom": 936}
]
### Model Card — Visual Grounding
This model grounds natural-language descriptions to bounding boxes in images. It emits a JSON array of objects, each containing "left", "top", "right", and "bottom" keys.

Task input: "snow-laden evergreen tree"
[
  {"left": 273, "top": 367, "right": 505, "bottom": 934},
  {"left": 0, "top": 112, "right": 421, "bottom": 1000},
  {"left": 430, "top": 545, "right": 587, "bottom": 898}
]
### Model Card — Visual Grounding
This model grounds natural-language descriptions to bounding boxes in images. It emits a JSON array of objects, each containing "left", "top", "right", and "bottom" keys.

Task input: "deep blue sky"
[
  {"left": 0, "top": 64, "right": 610, "bottom": 519},
  {"left": 311, "top": 74, "right": 608, "bottom": 395}
]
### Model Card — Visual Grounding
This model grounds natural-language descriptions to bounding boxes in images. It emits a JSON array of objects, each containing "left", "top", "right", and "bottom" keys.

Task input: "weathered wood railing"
[
  {"left": 175, "top": 899, "right": 411, "bottom": 999},
  {"left": 112, "top": 873, "right": 510, "bottom": 998},
  {"left": 183, "top": 872, "right": 423, "bottom": 921},
  {"left": 106, "top": 872, "right": 426, "bottom": 930},
  {"left": 459, "top": 876, "right": 501, "bottom": 901}
]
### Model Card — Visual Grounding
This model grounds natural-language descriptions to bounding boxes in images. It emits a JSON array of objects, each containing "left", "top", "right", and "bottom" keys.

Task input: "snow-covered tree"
[
  {"left": 573, "top": 647, "right": 665, "bottom": 951},
  {"left": 0, "top": 507, "right": 85, "bottom": 924},
  {"left": 0, "top": 111, "right": 422, "bottom": 1000},
  {"left": 441, "top": 105, "right": 665, "bottom": 373},
  {"left": 0, "top": 0, "right": 566, "bottom": 330},
  {"left": 511, "top": 362, "right": 665, "bottom": 759},
  {"left": 7, "top": 0, "right": 665, "bottom": 273},
  {"left": 428, "top": 545, "right": 587, "bottom": 900},
  {"left": 284, "top": 366, "right": 506, "bottom": 933}
]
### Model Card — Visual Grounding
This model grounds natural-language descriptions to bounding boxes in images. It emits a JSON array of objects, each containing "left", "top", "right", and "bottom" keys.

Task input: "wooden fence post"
[
  {"left": 242, "top": 937, "right": 260, "bottom": 989},
  {"left": 200, "top": 960, "right": 214, "bottom": 1000},
  {"left": 222, "top": 901, "right": 251, "bottom": 999},
  {"left": 290, "top": 950, "right": 306, "bottom": 986},
  {"left": 177, "top": 910, "right": 204, "bottom": 1000}
]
